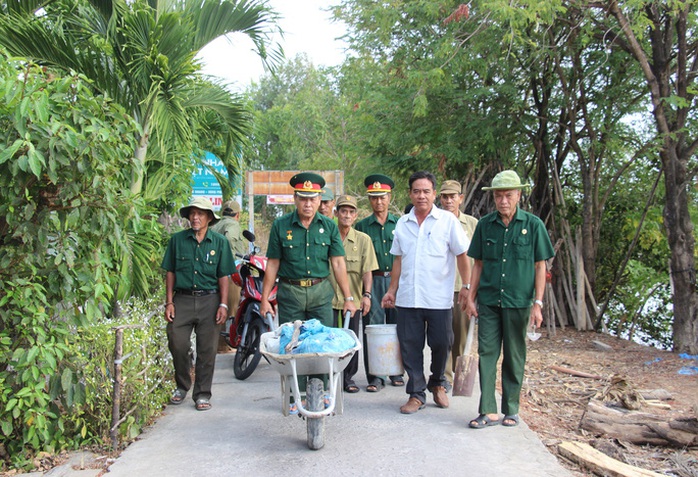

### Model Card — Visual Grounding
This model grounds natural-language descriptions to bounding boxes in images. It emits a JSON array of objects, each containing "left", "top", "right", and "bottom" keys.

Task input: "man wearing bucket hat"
[
  {"left": 260, "top": 172, "right": 356, "bottom": 325},
  {"left": 465, "top": 170, "right": 554, "bottom": 429},
  {"left": 161, "top": 197, "right": 235, "bottom": 411},
  {"left": 328, "top": 194, "right": 378, "bottom": 393},
  {"left": 355, "top": 173, "right": 405, "bottom": 391},
  {"left": 381, "top": 171, "right": 471, "bottom": 414},
  {"left": 211, "top": 199, "right": 246, "bottom": 352},
  {"left": 439, "top": 180, "right": 479, "bottom": 392}
]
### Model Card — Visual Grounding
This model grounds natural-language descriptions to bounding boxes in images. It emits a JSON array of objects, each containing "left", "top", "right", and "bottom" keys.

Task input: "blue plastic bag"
[{"left": 278, "top": 319, "right": 355, "bottom": 354}]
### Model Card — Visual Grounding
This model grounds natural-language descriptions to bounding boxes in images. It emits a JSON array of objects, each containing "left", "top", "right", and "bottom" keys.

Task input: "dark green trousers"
[
  {"left": 277, "top": 279, "right": 333, "bottom": 325},
  {"left": 477, "top": 303, "right": 529, "bottom": 415},
  {"left": 277, "top": 279, "right": 334, "bottom": 399}
]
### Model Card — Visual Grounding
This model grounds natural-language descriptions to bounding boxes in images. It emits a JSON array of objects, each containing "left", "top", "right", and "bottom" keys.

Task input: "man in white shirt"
[{"left": 382, "top": 171, "right": 471, "bottom": 414}]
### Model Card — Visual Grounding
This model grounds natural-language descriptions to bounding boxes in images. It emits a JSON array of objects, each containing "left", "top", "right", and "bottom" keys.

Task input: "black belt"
[
  {"left": 175, "top": 289, "right": 218, "bottom": 296},
  {"left": 373, "top": 271, "right": 392, "bottom": 277},
  {"left": 279, "top": 277, "right": 326, "bottom": 287}
]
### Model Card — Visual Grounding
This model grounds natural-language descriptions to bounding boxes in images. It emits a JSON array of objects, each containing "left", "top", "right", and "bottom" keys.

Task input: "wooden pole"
[{"left": 110, "top": 328, "right": 124, "bottom": 450}]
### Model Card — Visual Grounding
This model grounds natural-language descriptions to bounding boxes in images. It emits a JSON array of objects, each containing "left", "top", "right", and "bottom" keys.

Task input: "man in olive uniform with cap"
[
  {"left": 329, "top": 194, "right": 378, "bottom": 393},
  {"left": 162, "top": 197, "right": 235, "bottom": 411},
  {"left": 439, "top": 180, "right": 478, "bottom": 391},
  {"left": 466, "top": 170, "right": 554, "bottom": 429},
  {"left": 318, "top": 187, "right": 336, "bottom": 222},
  {"left": 211, "top": 199, "right": 246, "bottom": 352},
  {"left": 355, "top": 173, "right": 405, "bottom": 391},
  {"left": 260, "top": 172, "right": 356, "bottom": 326}
]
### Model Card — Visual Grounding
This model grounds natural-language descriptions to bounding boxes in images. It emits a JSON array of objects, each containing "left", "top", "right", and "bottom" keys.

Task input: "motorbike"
[{"left": 222, "top": 230, "right": 278, "bottom": 380}]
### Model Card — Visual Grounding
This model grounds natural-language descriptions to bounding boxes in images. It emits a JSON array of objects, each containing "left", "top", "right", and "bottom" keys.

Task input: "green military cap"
[
  {"left": 221, "top": 199, "right": 241, "bottom": 214},
  {"left": 335, "top": 194, "right": 357, "bottom": 209},
  {"left": 482, "top": 170, "right": 531, "bottom": 191},
  {"left": 321, "top": 187, "right": 334, "bottom": 201},
  {"left": 439, "top": 180, "right": 463, "bottom": 195},
  {"left": 364, "top": 174, "right": 395, "bottom": 196},
  {"left": 179, "top": 197, "right": 220, "bottom": 225},
  {"left": 290, "top": 172, "right": 325, "bottom": 197}
]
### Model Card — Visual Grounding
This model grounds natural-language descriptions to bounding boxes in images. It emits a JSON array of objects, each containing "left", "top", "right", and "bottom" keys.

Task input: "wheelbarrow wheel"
[{"left": 306, "top": 378, "right": 325, "bottom": 450}]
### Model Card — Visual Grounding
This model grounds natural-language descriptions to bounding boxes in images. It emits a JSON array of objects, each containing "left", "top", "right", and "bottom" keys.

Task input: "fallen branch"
[
  {"left": 551, "top": 365, "right": 604, "bottom": 379},
  {"left": 558, "top": 441, "right": 665, "bottom": 477}
]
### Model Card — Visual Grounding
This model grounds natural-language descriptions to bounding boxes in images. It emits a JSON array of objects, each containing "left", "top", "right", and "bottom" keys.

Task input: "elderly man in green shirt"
[
  {"left": 162, "top": 197, "right": 235, "bottom": 411},
  {"left": 465, "top": 171, "right": 554, "bottom": 429},
  {"left": 260, "top": 172, "right": 356, "bottom": 325},
  {"left": 355, "top": 173, "right": 405, "bottom": 391}
]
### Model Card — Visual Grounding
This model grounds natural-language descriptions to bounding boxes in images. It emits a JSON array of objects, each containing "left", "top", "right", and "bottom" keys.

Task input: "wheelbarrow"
[{"left": 260, "top": 313, "right": 361, "bottom": 450}]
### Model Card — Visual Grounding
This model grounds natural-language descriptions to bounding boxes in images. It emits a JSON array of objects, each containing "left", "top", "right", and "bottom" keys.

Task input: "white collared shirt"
[{"left": 390, "top": 206, "right": 469, "bottom": 309}]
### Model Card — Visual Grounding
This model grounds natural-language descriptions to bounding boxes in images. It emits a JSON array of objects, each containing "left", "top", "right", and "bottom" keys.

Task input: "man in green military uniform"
[
  {"left": 439, "top": 180, "right": 478, "bottom": 391},
  {"left": 465, "top": 170, "right": 554, "bottom": 428},
  {"left": 355, "top": 174, "right": 404, "bottom": 391},
  {"left": 211, "top": 199, "right": 246, "bottom": 352},
  {"left": 162, "top": 197, "right": 235, "bottom": 411},
  {"left": 318, "top": 187, "right": 337, "bottom": 222},
  {"left": 260, "top": 172, "right": 356, "bottom": 325},
  {"left": 329, "top": 195, "right": 378, "bottom": 393}
]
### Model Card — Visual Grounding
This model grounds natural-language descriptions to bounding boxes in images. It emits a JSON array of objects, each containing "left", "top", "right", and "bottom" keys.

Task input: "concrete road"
[{"left": 106, "top": 348, "right": 572, "bottom": 477}]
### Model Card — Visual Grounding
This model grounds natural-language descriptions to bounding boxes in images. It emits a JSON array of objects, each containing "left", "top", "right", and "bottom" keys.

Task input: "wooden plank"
[{"left": 558, "top": 441, "right": 665, "bottom": 477}]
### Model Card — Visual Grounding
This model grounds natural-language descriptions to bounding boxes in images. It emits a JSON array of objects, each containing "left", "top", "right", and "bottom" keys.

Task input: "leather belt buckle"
[{"left": 299, "top": 279, "right": 312, "bottom": 287}]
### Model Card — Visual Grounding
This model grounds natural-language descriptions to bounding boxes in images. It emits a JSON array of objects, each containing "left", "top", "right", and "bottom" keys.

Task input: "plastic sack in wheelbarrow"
[{"left": 278, "top": 319, "right": 355, "bottom": 354}]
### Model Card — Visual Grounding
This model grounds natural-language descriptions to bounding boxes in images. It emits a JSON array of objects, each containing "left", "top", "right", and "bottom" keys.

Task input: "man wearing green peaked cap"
[
  {"left": 355, "top": 173, "right": 405, "bottom": 391},
  {"left": 161, "top": 197, "right": 235, "bottom": 411},
  {"left": 465, "top": 170, "right": 554, "bottom": 429},
  {"left": 260, "top": 172, "right": 356, "bottom": 324}
]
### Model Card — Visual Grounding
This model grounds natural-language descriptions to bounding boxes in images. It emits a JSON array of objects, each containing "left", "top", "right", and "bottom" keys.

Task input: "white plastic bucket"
[{"left": 365, "top": 324, "right": 404, "bottom": 376}]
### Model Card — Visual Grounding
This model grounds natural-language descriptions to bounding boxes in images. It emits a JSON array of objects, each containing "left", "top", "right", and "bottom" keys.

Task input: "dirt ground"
[{"left": 519, "top": 326, "right": 698, "bottom": 476}]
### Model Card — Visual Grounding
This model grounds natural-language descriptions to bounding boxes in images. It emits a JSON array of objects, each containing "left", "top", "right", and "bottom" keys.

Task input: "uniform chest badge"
[
  {"left": 210, "top": 250, "right": 216, "bottom": 256},
  {"left": 319, "top": 228, "right": 324, "bottom": 234},
  {"left": 522, "top": 229, "right": 528, "bottom": 235},
  {"left": 286, "top": 230, "right": 293, "bottom": 240},
  {"left": 353, "top": 246, "right": 358, "bottom": 251}
]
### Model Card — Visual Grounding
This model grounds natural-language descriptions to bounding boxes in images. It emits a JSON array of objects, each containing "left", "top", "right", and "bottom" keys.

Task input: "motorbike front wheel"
[{"left": 233, "top": 319, "right": 264, "bottom": 380}]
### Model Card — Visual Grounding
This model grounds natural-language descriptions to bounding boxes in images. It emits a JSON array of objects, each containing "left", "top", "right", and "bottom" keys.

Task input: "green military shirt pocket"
[
  {"left": 512, "top": 235, "right": 532, "bottom": 260},
  {"left": 175, "top": 254, "right": 194, "bottom": 274},
  {"left": 281, "top": 238, "right": 304, "bottom": 262},
  {"left": 311, "top": 235, "right": 331, "bottom": 261},
  {"left": 483, "top": 238, "right": 499, "bottom": 261}
]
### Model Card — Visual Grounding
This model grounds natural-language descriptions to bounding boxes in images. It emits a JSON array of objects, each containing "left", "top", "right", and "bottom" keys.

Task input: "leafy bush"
[
  {"left": 72, "top": 295, "right": 172, "bottom": 447},
  {"left": 0, "top": 52, "right": 169, "bottom": 469}
]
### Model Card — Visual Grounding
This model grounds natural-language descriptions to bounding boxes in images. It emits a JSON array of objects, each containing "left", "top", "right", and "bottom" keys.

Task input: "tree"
[
  {"left": 583, "top": 1, "right": 697, "bottom": 353},
  {"left": 0, "top": 0, "right": 282, "bottom": 197}
]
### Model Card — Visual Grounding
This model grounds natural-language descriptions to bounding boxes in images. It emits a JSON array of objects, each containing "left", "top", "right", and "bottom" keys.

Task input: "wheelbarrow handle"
[{"left": 343, "top": 310, "right": 362, "bottom": 329}]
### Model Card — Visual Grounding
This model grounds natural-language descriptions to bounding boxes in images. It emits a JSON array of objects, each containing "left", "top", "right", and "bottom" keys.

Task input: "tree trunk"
[{"left": 580, "top": 399, "right": 698, "bottom": 448}]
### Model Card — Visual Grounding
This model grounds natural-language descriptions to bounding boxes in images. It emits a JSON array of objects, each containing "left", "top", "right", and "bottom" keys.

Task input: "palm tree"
[{"left": 0, "top": 0, "right": 282, "bottom": 195}]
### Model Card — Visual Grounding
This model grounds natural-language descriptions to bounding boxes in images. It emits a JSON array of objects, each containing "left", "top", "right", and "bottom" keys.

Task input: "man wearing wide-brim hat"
[
  {"left": 465, "top": 170, "right": 554, "bottom": 429},
  {"left": 161, "top": 197, "right": 235, "bottom": 411},
  {"left": 355, "top": 173, "right": 405, "bottom": 391},
  {"left": 260, "top": 172, "right": 357, "bottom": 324}
]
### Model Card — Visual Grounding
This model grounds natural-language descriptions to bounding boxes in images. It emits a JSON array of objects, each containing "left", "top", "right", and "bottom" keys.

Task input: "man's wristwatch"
[
  {"left": 345, "top": 296, "right": 354, "bottom": 301},
  {"left": 534, "top": 299, "right": 544, "bottom": 308},
  {"left": 461, "top": 283, "right": 471, "bottom": 290}
]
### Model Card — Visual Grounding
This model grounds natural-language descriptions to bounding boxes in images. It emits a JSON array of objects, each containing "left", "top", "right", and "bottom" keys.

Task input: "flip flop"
[
  {"left": 366, "top": 381, "right": 384, "bottom": 393},
  {"left": 344, "top": 384, "right": 360, "bottom": 393},
  {"left": 469, "top": 414, "right": 500, "bottom": 429},
  {"left": 195, "top": 399, "right": 211, "bottom": 411},
  {"left": 170, "top": 389, "right": 186, "bottom": 405},
  {"left": 502, "top": 414, "right": 520, "bottom": 427},
  {"left": 390, "top": 377, "right": 405, "bottom": 387}
]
